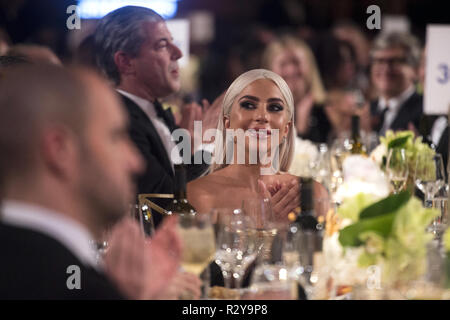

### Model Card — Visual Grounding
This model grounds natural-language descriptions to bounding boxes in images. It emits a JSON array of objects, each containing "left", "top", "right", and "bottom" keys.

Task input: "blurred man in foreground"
[{"left": 0, "top": 65, "right": 188, "bottom": 299}]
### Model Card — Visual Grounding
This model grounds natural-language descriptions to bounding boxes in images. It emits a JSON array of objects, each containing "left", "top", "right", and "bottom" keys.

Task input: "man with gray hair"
[
  {"left": 94, "top": 6, "right": 216, "bottom": 228},
  {"left": 369, "top": 32, "right": 423, "bottom": 135}
]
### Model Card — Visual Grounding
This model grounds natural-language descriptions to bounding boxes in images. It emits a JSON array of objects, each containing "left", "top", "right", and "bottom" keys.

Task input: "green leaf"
[
  {"left": 339, "top": 212, "right": 396, "bottom": 247},
  {"left": 359, "top": 191, "right": 411, "bottom": 219},
  {"left": 387, "top": 135, "right": 410, "bottom": 149}
]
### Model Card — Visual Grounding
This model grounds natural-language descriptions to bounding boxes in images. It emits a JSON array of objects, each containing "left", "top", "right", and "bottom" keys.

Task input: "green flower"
[
  {"left": 392, "top": 197, "right": 438, "bottom": 250},
  {"left": 337, "top": 193, "right": 378, "bottom": 222},
  {"left": 359, "top": 231, "right": 385, "bottom": 255},
  {"left": 338, "top": 191, "right": 440, "bottom": 285}
]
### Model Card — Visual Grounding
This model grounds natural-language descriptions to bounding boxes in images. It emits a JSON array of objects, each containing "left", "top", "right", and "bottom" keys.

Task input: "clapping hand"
[
  {"left": 258, "top": 179, "right": 300, "bottom": 223},
  {"left": 104, "top": 216, "right": 182, "bottom": 299},
  {"left": 177, "top": 93, "right": 224, "bottom": 152}
]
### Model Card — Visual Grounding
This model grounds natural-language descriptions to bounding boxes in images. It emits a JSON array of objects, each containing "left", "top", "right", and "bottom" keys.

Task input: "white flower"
[
  {"left": 334, "top": 155, "right": 390, "bottom": 203},
  {"left": 369, "top": 143, "right": 387, "bottom": 166},
  {"left": 288, "top": 137, "right": 318, "bottom": 177}
]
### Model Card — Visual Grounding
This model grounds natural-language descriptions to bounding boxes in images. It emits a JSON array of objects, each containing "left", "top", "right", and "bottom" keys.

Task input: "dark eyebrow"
[
  {"left": 238, "top": 95, "right": 285, "bottom": 104},
  {"left": 267, "top": 98, "right": 284, "bottom": 104},
  {"left": 239, "top": 95, "right": 259, "bottom": 102}
]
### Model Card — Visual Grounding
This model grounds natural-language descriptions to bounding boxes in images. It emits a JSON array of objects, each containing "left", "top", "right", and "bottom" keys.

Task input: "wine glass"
[
  {"left": 242, "top": 198, "right": 278, "bottom": 263},
  {"left": 386, "top": 148, "right": 409, "bottom": 194},
  {"left": 214, "top": 208, "right": 257, "bottom": 289},
  {"left": 414, "top": 153, "right": 446, "bottom": 204},
  {"left": 243, "top": 263, "right": 298, "bottom": 300},
  {"left": 177, "top": 212, "right": 216, "bottom": 297},
  {"left": 311, "top": 143, "right": 331, "bottom": 190},
  {"left": 429, "top": 183, "right": 449, "bottom": 238}
]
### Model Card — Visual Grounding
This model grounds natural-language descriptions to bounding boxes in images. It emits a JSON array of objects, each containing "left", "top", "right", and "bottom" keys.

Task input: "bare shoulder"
[{"left": 187, "top": 173, "right": 224, "bottom": 213}]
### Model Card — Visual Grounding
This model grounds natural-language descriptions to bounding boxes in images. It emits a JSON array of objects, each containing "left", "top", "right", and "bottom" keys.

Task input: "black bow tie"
[{"left": 153, "top": 99, "right": 177, "bottom": 132}]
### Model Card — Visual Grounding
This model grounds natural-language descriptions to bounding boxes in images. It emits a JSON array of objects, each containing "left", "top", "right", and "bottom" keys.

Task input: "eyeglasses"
[{"left": 371, "top": 57, "right": 408, "bottom": 67}]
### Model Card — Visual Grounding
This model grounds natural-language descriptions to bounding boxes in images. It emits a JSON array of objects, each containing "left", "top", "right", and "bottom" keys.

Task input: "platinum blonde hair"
[{"left": 210, "top": 69, "right": 295, "bottom": 173}]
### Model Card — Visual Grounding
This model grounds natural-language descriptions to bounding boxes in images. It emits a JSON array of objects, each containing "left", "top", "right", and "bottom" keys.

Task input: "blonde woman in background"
[{"left": 262, "top": 36, "right": 330, "bottom": 143}]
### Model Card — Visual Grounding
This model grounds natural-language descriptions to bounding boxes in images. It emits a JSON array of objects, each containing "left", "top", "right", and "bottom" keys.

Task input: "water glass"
[
  {"left": 386, "top": 148, "right": 408, "bottom": 194},
  {"left": 244, "top": 263, "right": 298, "bottom": 300},
  {"left": 214, "top": 209, "right": 257, "bottom": 289}
]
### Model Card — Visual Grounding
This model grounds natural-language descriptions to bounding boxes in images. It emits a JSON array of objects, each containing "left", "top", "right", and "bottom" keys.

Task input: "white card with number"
[{"left": 425, "top": 25, "right": 450, "bottom": 115}]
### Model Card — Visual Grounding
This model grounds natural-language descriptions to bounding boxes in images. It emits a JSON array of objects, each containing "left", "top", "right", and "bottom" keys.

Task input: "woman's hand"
[{"left": 258, "top": 179, "right": 300, "bottom": 223}]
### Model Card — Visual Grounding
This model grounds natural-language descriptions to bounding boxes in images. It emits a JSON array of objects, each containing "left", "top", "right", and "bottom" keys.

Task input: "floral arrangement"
[
  {"left": 333, "top": 155, "right": 390, "bottom": 204},
  {"left": 337, "top": 191, "right": 439, "bottom": 287},
  {"left": 370, "top": 130, "right": 435, "bottom": 188},
  {"left": 288, "top": 137, "right": 318, "bottom": 177}
]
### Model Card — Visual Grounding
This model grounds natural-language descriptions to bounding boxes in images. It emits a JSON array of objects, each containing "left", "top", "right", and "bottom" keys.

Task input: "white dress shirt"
[
  {"left": 431, "top": 116, "right": 448, "bottom": 146},
  {"left": 117, "top": 89, "right": 182, "bottom": 170},
  {"left": 1, "top": 200, "right": 100, "bottom": 270},
  {"left": 378, "top": 85, "right": 416, "bottom": 135}
]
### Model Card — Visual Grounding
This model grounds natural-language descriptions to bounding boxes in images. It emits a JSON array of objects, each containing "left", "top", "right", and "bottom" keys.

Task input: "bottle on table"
[
  {"left": 349, "top": 115, "right": 367, "bottom": 155},
  {"left": 166, "top": 164, "right": 196, "bottom": 216}
]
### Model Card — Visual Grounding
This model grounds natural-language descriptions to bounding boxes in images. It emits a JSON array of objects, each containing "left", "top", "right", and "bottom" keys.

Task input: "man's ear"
[
  {"left": 41, "top": 125, "right": 78, "bottom": 179},
  {"left": 114, "top": 51, "right": 135, "bottom": 76}
]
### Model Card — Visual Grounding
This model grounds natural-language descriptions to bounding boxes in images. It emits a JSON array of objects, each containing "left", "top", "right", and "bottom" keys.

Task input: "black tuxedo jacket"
[
  {"left": 370, "top": 92, "right": 423, "bottom": 134},
  {"left": 0, "top": 222, "right": 124, "bottom": 300},
  {"left": 120, "top": 95, "right": 209, "bottom": 227}
]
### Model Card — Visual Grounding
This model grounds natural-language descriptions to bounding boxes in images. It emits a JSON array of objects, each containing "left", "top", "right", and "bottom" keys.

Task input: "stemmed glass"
[
  {"left": 177, "top": 212, "right": 216, "bottom": 296},
  {"left": 242, "top": 198, "right": 278, "bottom": 263},
  {"left": 386, "top": 148, "right": 409, "bottom": 194},
  {"left": 214, "top": 208, "right": 257, "bottom": 289},
  {"left": 414, "top": 153, "right": 446, "bottom": 204}
]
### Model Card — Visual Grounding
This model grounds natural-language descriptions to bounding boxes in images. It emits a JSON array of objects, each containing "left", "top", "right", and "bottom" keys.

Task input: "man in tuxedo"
[
  {"left": 0, "top": 65, "right": 185, "bottom": 299},
  {"left": 369, "top": 32, "right": 423, "bottom": 135},
  {"left": 94, "top": 6, "right": 217, "bottom": 227}
]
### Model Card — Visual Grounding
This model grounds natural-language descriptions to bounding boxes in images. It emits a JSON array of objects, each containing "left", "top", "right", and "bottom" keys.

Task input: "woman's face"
[
  {"left": 224, "top": 79, "right": 291, "bottom": 161},
  {"left": 270, "top": 48, "right": 309, "bottom": 101}
]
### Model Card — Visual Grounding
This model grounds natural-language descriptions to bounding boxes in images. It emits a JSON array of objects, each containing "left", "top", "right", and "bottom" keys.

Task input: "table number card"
[{"left": 425, "top": 25, "right": 450, "bottom": 115}]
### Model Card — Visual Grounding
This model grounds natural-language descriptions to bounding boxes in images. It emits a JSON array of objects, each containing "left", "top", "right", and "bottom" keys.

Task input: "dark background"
[{"left": 1, "top": 0, "right": 450, "bottom": 57}]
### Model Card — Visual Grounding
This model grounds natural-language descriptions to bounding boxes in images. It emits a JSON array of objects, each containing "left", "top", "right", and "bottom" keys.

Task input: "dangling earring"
[{"left": 282, "top": 136, "right": 287, "bottom": 144}]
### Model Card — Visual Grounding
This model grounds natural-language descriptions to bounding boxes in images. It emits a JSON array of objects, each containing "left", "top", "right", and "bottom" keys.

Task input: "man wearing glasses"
[{"left": 369, "top": 32, "right": 423, "bottom": 135}]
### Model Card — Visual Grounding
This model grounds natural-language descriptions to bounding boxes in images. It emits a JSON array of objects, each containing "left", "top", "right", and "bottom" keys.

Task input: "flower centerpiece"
[
  {"left": 318, "top": 154, "right": 440, "bottom": 298},
  {"left": 370, "top": 130, "right": 435, "bottom": 190},
  {"left": 338, "top": 191, "right": 439, "bottom": 288}
]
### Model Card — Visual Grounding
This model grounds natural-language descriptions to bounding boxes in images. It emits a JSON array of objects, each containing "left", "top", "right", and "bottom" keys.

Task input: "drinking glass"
[
  {"left": 386, "top": 148, "right": 409, "bottom": 194},
  {"left": 414, "top": 153, "right": 446, "bottom": 203},
  {"left": 282, "top": 226, "right": 323, "bottom": 299},
  {"left": 310, "top": 143, "right": 332, "bottom": 192},
  {"left": 429, "top": 183, "right": 449, "bottom": 238},
  {"left": 214, "top": 209, "right": 257, "bottom": 289},
  {"left": 242, "top": 198, "right": 278, "bottom": 263},
  {"left": 243, "top": 263, "right": 298, "bottom": 300},
  {"left": 177, "top": 212, "right": 216, "bottom": 276}
]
